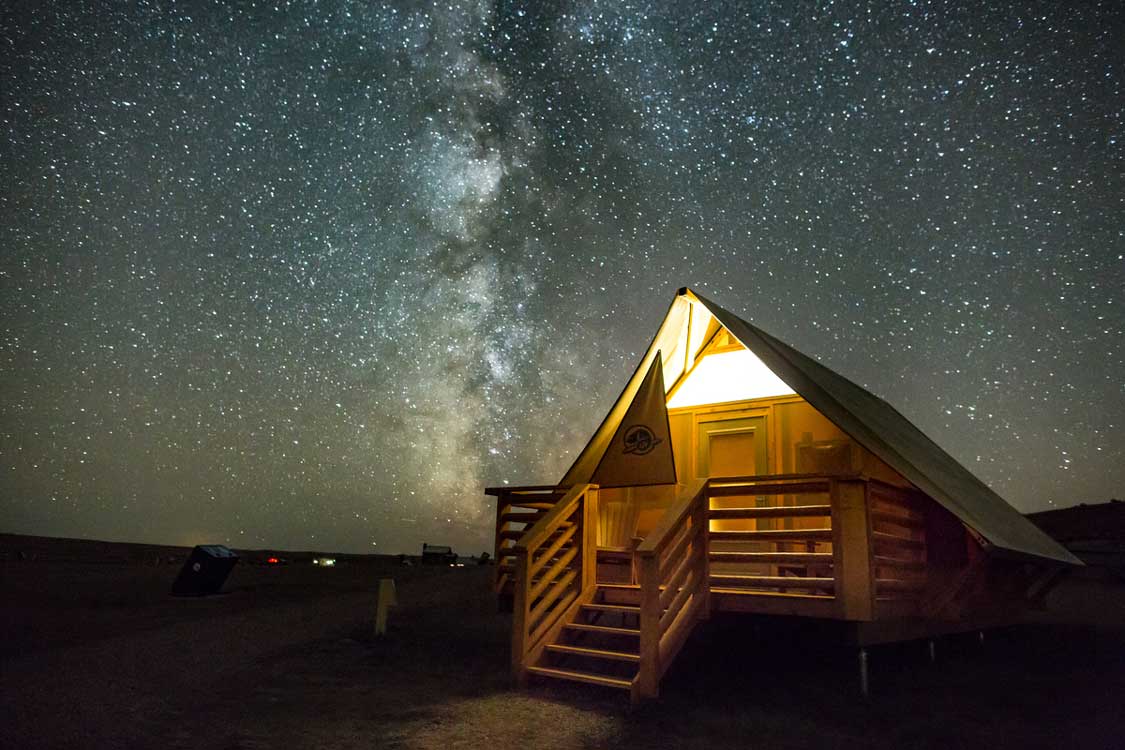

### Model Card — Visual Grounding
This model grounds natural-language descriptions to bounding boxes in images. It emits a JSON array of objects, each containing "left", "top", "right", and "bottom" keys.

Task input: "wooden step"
[
  {"left": 582, "top": 603, "right": 640, "bottom": 614},
  {"left": 597, "top": 583, "right": 641, "bottom": 592},
  {"left": 564, "top": 622, "right": 640, "bottom": 636},
  {"left": 545, "top": 644, "right": 640, "bottom": 663},
  {"left": 526, "top": 666, "right": 633, "bottom": 690}
]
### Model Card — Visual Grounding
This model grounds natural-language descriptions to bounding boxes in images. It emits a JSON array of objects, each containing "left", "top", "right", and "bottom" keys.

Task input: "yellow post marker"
[{"left": 375, "top": 578, "right": 397, "bottom": 636}]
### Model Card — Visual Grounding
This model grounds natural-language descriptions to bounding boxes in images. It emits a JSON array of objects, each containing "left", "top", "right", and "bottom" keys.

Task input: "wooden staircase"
[{"left": 526, "top": 586, "right": 642, "bottom": 692}]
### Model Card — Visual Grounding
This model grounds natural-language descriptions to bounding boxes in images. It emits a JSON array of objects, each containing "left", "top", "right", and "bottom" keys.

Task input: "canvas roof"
[{"left": 560, "top": 287, "right": 1081, "bottom": 566}]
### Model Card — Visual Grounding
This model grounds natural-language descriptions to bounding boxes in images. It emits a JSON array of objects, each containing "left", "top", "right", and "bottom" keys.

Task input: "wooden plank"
[
  {"left": 659, "top": 567, "right": 699, "bottom": 634},
  {"left": 710, "top": 589, "right": 838, "bottom": 618},
  {"left": 528, "top": 523, "right": 578, "bottom": 578},
  {"left": 500, "top": 511, "right": 545, "bottom": 524},
  {"left": 545, "top": 644, "right": 640, "bottom": 663},
  {"left": 866, "top": 480, "right": 922, "bottom": 507},
  {"left": 510, "top": 551, "right": 532, "bottom": 685},
  {"left": 635, "top": 553, "right": 662, "bottom": 701},
  {"left": 710, "top": 529, "right": 832, "bottom": 542},
  {"left": 875, "top": 577, "right": 925, "bottom": 593},
  {"left": 923, "top": 556, "right": 986, "bottom": 618},
  {"left": 485, "top": 485, "right": 558, "bottom": 496},
  {"left": 657, "top": 523, "right": 694, "bottom": 580},
  {"left": 564, "top": 622, "right": 640, "bottom": 636},
  {"left": 528, "top": 546, "right": 578, "bottom": 601},
  {"left": 692, "top": 486, "right": 712, "bottom": 622},
  {"left": 710, "top": 551, "right": 832, "bottom": 565},
  {"left": 528, "top": 589, "right": 579, "bottom": 648},
  {"left": 636, "top": 478, "right": 707, "bottom": 557},
  {"left": 708, "top": 504, "right": 831, "bottom": 520},
  {"left": 871, "top": 510, "right": 925, "bottom": 530},
  {"left": 832, "top": 479, "right": 875, "bottom": 621},
  {"left": 582, "top": 487, "right": 599, "bottom": 593},
  {"left": 872, "top": 531, "right": 925, "bottom": 551},
  {"left": 582, "top": 603, "right": 640, "bottom": 615},
  {"left": 526, "top": 665, "right": 633, "bottom": 690},
  {"left": 873, "top": 555, "right": 926, "bottom": 571},
  {"left": 708, "top": 480, "right": 830, "bottom": 497},
  {"left": 658, "top": 542, "right": 697, "bottom": 611},
  {"left": 528, "top": 569, "right": 578, "bottom": 628},
  {"left": 709, "top": 574, "right": 834, "bottom": 590},
  {"left": 708, "top": 472, "right": 857, "bottom": 485},
  {"left": 527, "top": 584, "right": 595, "bottom": 669},
  {"left": 657, "top": 591, "right": 704, "bottom": 670},
  {"left": 510, "top": 502, "right": 561, "bottom": 511},
  {"left": 516, "top": 483, "right": 587, "bottom": 554},
  {"left": 870, "top": 500, "right": 924, "bottom": 524}
]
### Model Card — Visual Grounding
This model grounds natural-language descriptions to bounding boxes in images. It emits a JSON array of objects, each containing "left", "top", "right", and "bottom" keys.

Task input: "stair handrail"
[
  {"left": 510, "top": 483, "right": 598, "bottom": 685},
  {"left": 634, "top": 478, "right": 710, "bottom": 701},
  {"left": 489, "top": 486, "right": 566, "bottom": 594}
]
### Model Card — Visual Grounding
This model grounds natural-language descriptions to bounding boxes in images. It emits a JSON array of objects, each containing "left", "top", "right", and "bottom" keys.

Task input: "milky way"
[{"left": 1, "top": 1, "right": 1122, "bottom": 554}]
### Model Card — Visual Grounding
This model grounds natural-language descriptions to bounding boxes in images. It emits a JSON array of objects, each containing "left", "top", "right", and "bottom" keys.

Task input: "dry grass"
[{"left": 2, "top": 544, "right": 1124, "bottom": 749}]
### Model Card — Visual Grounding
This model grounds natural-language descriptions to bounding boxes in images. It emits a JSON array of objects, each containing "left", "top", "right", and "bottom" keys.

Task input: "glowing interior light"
[{"left": 667, "top": 348, "right": 795, "bottom": 408}]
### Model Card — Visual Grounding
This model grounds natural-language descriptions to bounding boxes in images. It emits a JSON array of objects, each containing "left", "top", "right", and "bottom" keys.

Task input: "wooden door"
[
  {"left": 697, "top": 414, "right": 769, "bottom": 532},
  {"left": 696, "top": 415, "right": 766, "bottom": 479}
]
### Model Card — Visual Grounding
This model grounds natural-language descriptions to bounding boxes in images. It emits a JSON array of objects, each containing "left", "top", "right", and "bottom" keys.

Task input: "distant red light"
[{"left": 267, "top": 557, "right": 279, "bottom": 564}]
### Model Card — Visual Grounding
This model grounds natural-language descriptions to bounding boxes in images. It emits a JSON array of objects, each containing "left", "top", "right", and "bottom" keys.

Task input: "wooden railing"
[
  {"left": 486, "top": 485, "right": 564, "bottom": 595},
  {"left": 707, "top": 474, "right": 838, "bottom": 598},
  {"left": 634, "top": 478, "right": 710, "bottom": 701},
  {"left": 510, "top": 483, "right": 598, "bottom": 685}
]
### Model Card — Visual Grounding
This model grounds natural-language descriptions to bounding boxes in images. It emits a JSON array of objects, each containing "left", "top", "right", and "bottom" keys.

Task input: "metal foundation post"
[{"left": 859, "top": 648, "right": 869, "bottom": 698}]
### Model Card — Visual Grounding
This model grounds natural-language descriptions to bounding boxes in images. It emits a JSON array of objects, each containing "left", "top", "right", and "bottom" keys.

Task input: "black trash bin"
[{"left": 171, "top": 545, "right": 239, "bottom": 596}]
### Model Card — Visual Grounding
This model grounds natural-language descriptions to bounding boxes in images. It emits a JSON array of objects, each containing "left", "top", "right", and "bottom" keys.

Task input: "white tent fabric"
[{"left": 559, "top": 287, "right": 1081, "bottom": 566}]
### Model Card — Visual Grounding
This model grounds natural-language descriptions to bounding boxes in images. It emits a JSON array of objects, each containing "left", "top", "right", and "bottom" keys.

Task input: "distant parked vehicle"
[{"left": 421, "top": 543, "right": 457, "bottom": 566}]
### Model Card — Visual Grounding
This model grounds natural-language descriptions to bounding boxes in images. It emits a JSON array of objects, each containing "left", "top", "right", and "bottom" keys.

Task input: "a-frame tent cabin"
[{"left": 487, "top": 287, "right": 1080, "bottom": 702}]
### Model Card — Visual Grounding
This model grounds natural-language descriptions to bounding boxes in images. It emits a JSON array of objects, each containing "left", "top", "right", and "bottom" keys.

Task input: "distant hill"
[
  {"left": 1026, "top": 500, "right": 1125, "bottom": 579},
  {"left": 1027, "top": 500, "right": 1125, "bottom": 542}
]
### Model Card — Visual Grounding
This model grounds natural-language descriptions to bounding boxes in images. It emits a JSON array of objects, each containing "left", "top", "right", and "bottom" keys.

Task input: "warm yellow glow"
[{"left": 667, "top": 347, "right": 795, "bottom": 408}]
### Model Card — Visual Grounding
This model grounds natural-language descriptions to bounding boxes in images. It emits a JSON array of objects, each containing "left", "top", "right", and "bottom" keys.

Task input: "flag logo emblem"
[{"left": 622, "top": 424, "right": 661, "bottom": 455}]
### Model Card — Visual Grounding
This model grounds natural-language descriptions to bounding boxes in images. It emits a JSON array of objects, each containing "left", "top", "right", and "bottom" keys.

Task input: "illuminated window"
[{"left": 667, "top": 347, "right": 795, "bottom": 408}]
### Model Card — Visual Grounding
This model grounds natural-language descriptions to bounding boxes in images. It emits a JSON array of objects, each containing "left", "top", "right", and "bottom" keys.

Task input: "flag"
[{"left": 591, "top": 352, "right": 677, "bottom": 488}]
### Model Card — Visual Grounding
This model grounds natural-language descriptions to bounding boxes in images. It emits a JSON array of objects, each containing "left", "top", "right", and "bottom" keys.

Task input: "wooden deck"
[{"left": 487, "top": 475, "right": 938, "bottom": 702}]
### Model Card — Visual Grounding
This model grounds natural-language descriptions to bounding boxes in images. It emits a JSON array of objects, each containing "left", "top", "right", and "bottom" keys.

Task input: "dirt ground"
[{"left": 3, "top": 543, "right": 1125, "bottom": 750}]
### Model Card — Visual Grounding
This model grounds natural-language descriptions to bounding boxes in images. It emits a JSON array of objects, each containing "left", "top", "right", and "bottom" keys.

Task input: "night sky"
[{"left": 1, "top": 1, "right": 1121, "bottom": 555}]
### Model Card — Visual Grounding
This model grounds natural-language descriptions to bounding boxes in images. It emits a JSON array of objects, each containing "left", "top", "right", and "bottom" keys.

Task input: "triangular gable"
[
  {"left": 560, "top": 287, "right": 1080, "bottom": 566},
  {"left": 591, "top": 352, "right": 677, "bottom": 488}
]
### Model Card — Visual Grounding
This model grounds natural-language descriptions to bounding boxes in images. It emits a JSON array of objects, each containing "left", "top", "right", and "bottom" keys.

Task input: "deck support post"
[
  {"left": 511, "top": 548, "right": 530, "bottom": 687},
  {"left": 635, "top": 553, "right": 662, "bottom": 701},
  {"left": 928, "top": 639, "right": 936, "bottom": 663},
  {"left": 832, "top": 480, "right": 875, "bottom": 621},
  {"left": 858, "top": 648, "right": 869, "bottom": 698},
  {"left": 692, "top": 483, "right": 712, "bottom": 621}
]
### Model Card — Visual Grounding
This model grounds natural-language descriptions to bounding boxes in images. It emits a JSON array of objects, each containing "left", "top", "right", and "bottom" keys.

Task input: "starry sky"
[{"left": 1, "top": 1, "right": 1122, "bottom": 555}]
